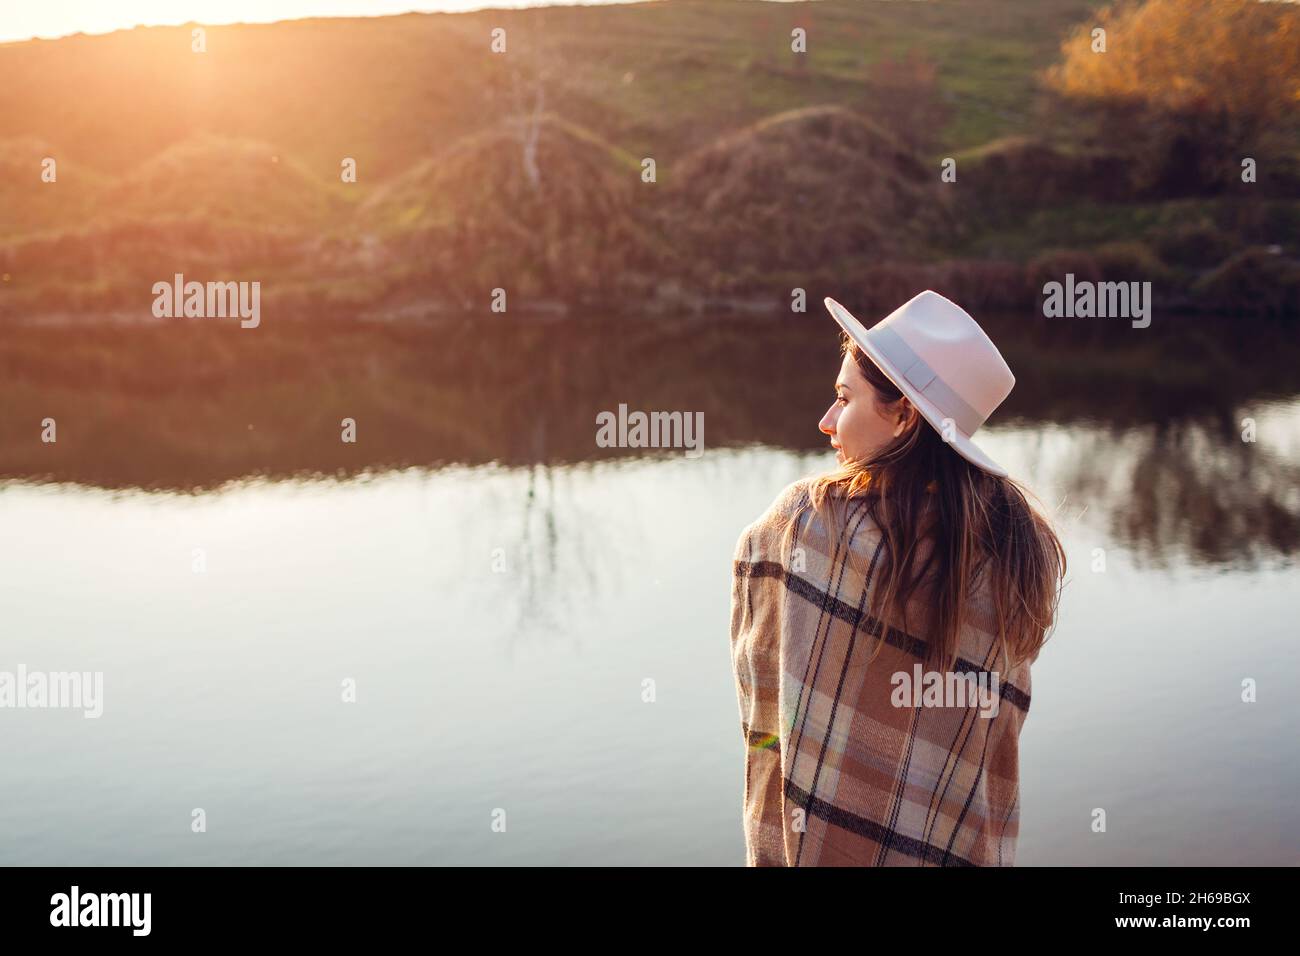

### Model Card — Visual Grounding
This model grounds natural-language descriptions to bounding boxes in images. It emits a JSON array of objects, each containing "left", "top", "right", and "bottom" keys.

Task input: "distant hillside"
[
  {"left": 0, "top": 1, "right": 1102, "bottom": 176},
  {"left": 1, "top": 0, "right": 1298, "bottom": 317}
]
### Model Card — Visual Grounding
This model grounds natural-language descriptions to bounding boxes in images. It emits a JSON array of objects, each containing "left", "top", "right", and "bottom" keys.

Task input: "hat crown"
[{"left": 875, "top": 290, "right": 1014, "bottom": 424}]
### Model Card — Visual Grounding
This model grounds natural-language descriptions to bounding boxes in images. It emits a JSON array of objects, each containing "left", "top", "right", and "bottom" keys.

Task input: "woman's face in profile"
[{"left": 818, "top": 353, "right": 913, "bottom": 465}]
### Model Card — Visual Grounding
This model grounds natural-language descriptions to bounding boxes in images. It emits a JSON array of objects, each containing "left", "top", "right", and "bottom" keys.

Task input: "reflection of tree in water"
[
  {"left": 490, "top": 459, "right": 638, "bottom": 652},
  {"left": 1057, "top": 410, "right": 1300, "bottom": 569}
]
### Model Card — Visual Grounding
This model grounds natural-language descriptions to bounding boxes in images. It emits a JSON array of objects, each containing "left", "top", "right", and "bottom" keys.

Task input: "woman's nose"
[{"left": 819, "top": 403, "right": 838, "bottom": 435}]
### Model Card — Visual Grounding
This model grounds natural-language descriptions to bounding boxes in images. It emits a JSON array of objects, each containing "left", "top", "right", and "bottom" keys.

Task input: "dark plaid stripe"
[
  {"left": 783, "top": 775, "right": 977, "bottom": 867},
  {"left": 734, "top": 559, "right": 1031, "bottom": 714},
  {"left": 793, "top": 511, "right": 881, "bottom": 867},
  {"left": 940, "top": 726, "right": 995, "bottom": 866},
  {"left": 922, "top": 633, "right": 1000, "bottom": 861},
  {"left": 742, "top": 720, "right": 982, "bottom": 867}
]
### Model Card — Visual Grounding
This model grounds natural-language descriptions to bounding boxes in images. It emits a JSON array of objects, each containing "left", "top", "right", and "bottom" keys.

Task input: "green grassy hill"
[
  {"left": 0, "top": 0, "right": 1297, "bottom": 317},
  {"left": 0, "top": 1, "right": 1102, "bottom": 174}
]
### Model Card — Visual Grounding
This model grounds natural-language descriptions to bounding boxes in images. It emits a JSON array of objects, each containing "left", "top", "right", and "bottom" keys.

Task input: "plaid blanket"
[{"left": 730, "top": 477, "right": 1033, "bottom": 866}]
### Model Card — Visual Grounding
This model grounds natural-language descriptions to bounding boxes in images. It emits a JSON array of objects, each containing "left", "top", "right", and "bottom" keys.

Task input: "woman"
[{"left": 730, "top": 290, "right": 1066, "bottom": 866}]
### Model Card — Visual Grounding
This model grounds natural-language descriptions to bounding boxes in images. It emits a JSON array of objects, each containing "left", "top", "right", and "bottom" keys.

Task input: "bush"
[
  {"left": 1092, "top": 240, "right": 1175, "bottom": 285},
  {"left": 1154, "top": 222, "right": 1236, "bottom": 270},
  {"left": 1191, "top": 247, "right": 1300, "bottom": 316},
  {"left": 1024, "top": 248, "right": 1101, "bottom": 300}
]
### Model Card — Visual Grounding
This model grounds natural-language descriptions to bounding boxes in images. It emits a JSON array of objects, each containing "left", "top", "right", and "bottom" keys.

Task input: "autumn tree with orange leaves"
[{"left": 1044, "top": 0, "right": 1300, "bottom": 195}]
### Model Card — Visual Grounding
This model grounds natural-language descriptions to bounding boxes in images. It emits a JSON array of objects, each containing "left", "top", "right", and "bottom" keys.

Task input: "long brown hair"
[{"left": 777, "top": 331, "right": 1067, "bottom": 675}]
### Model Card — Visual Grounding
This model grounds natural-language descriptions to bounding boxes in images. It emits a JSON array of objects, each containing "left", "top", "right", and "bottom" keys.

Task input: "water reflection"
[
  {"left": 3, "top": 312, "right": 1296, "bottom": 568},
  {"left": 1046, "top": 405, "right": 1300, "bottom": 568},
  {"left": 488, "top": 462, "right": 630, "bottom": 644},
  {"left": 2, "top": 439, "right": 1297, "bottom": 865},
  {"left": 2, "top": 312, "right": 1299, "bottom": 865}
]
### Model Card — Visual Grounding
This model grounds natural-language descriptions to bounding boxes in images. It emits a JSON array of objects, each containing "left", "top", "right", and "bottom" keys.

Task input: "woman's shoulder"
[
  {"left": 736, "top": 474, "right": 882, "bottom": 563},
  {"left": 767, "top": 475, "right": 817, "bottom": 521},
  {"left": 734, "top": 476, "right": 812, "bottom": 559},
  {"left": 751, "top": 474, "right": 837, "bottom": 536}
]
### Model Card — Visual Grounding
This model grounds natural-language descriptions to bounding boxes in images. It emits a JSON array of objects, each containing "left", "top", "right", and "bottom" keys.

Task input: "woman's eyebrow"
[{"left": 835, "top": 381, "right": 851, "bottom": 392}]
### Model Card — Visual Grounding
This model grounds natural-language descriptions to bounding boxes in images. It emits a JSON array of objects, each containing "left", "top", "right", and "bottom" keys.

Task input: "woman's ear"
[{"left": 892, "top": 398, "right": 917, "bottom": 438}]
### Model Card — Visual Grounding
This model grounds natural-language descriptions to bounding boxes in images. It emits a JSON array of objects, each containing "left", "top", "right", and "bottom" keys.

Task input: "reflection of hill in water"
[{"left": 1, "top": 313, "right": 1298, "bottom": 567}]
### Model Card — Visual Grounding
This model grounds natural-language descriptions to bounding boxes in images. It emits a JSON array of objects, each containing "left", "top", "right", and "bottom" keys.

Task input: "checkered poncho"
[{"left": 730, "top": 477, "right": 1033, "bottom": 866}]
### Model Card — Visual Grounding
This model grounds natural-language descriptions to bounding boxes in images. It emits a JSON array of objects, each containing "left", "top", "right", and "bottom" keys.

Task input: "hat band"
[{"left": 869, "top": 326, "right": 986, "bottom": 436}]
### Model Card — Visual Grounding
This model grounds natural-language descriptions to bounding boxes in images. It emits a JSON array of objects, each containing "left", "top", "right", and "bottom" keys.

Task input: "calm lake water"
[{"left": 1, "top": 315, "right": 1298, "bottom": 865}]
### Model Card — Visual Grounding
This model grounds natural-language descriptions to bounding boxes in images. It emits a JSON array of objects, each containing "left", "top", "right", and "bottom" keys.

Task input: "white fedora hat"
[{"left": 822, "top": 290, "right": 1014, "bottom": 478}]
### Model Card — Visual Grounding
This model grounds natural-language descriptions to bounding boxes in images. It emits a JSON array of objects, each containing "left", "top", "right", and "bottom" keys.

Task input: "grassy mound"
[
  {"left": 358, "top": 113, "right": 660, "bottom": 303},
  {"left": 113, "top": 134, "right": 347, "bottom": 230},
  {"left": 661, "top": 105, "right": 954, "bottom": 290},
  {"left": 0, "top": 135, "right": 106, "bottom": 234}
]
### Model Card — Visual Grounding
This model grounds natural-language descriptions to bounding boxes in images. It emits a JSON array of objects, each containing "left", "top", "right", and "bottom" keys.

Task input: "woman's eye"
[{"left": 836, "top": 396, "right": 848, "bottom": 406}]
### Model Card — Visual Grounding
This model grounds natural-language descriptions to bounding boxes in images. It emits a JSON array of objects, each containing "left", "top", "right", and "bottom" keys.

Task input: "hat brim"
[{"left": 823, "top": 296, "right": 1009, "bottom": 479}]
